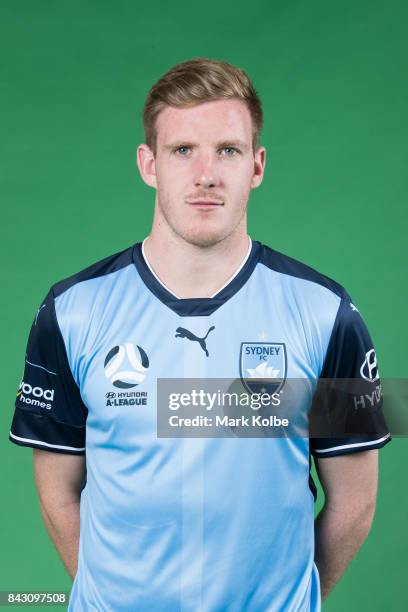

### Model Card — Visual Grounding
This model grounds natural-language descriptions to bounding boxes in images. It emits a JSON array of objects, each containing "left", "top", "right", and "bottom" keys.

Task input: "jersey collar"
[{"left": 132, "top": 239, "right": 261, "bottom": 317}]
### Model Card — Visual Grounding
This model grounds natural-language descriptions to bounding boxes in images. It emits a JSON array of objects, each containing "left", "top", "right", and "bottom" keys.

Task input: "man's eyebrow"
[
  {"left": 163, "top": 139, "right": 250, "bottom": 151},
  {"left": 217, "top": 140, "right": 249, "bottom": 151}
]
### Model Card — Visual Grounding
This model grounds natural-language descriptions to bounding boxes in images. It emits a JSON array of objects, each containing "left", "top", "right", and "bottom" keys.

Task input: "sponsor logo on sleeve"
[
  {"left": 360, "top": 348, "right": 379, "bottom": 382},
  {"left": 353, "top": 348, "right": 382, "bottom": 410},
  {"left": 16, "top": 381, "right": 54, "bottom": 410}
]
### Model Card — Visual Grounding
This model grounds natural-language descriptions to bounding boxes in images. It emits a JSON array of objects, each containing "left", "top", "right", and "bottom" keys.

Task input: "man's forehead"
[{"left": 156, "top": 99, "right": 252, "bottom": 144}]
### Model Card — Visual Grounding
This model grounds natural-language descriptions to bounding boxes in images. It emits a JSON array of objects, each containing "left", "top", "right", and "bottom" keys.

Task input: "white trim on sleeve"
[
  {"left": 9, "top": 431, "right": 85, "bottom": 452},
  {"left": 313, "top": 433, "right": 391, "bottom": 454}
]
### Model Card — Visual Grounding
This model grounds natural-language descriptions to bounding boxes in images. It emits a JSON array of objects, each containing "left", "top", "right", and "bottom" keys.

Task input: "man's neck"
[{"left": 142, "top": 229, "right": 251, "bottom": 299}]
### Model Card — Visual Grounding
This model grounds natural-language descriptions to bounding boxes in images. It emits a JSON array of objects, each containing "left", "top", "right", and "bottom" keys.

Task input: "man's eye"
[
  {"left": 174, "top": 146, "right": 190, "bottom": 155},
  {"left": 173, "top": 146, "right": 240, "bottom": 156},
  {"left": 220, "top": 147, "right": 240, "bottom": 156}
]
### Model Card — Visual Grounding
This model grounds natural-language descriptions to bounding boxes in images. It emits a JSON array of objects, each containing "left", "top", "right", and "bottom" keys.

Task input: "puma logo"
[{"left": 175, "top": 326, "right": 215, "bottom": 357}]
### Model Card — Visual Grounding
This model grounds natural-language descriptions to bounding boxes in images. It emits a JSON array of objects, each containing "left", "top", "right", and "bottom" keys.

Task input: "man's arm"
[
  {"left": 33, "top": 449, "right": 86, "bottom": 580},
  {"left": 314, "top": 449, "right": 378, "bottom": 601}
]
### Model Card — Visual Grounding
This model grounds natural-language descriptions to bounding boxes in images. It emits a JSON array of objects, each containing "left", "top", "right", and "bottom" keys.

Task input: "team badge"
[{"left": 239, "top": 342, "right": 287, "bottom": 394}]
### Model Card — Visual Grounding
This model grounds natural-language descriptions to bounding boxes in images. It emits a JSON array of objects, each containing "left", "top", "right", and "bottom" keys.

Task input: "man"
[{"left": 10, "top": 57, "right": 391, "bottom": 611}]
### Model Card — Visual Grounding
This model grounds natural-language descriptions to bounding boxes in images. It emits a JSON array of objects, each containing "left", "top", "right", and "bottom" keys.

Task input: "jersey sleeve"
[
  {"left": 309, "top": 291, "right": 391, "bottom": 457},
  {"left": 9, "top": 289, "right": 88, "bottom": 454}
]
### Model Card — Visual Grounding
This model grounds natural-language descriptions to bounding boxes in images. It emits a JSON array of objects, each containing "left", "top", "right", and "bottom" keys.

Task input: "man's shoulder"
[
  {"left": 50, "top": 243, "right": 138, "bottom": 300},
  {"left": 257, "top": 241, "right": 348, "bottom": 301}
]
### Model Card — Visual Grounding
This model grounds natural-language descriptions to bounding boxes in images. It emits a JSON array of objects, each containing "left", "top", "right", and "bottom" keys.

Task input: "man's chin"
[{"left": 178, "top": 228, "right": 227, "bottom": 248}]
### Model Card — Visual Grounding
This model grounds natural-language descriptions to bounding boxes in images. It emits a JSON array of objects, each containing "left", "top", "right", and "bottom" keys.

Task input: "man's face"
[{"left": 138, "top": 98, "right": 265, "bottom": 247}]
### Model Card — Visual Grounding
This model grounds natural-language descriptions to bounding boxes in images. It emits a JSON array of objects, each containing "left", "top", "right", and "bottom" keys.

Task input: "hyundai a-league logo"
[
  {"left": 240, "top": 342, "right": 287, "bottom": 394},
  {"left": 104, "top": 343, "right": 149, "bottom": 389}
]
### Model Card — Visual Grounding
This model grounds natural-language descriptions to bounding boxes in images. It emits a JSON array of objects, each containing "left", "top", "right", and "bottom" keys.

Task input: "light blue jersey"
[{"left": 10, "top": 239, "right": 390, "bottom": 611}]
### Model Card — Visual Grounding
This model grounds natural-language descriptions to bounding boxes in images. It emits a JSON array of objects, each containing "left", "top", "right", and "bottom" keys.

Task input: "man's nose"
[{"left": 193, "top": 153, "right": 221, "bottom": 188}]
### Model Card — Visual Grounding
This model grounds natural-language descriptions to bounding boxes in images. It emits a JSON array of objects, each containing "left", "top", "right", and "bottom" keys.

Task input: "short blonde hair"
[{"left": 142, "top": 57, "right": 263, "bottom": 155}]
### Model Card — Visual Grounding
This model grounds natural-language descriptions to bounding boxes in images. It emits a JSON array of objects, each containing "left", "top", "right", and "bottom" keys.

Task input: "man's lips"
[{"left": 186, "top": 200, "right": 224, "bottom": 206}]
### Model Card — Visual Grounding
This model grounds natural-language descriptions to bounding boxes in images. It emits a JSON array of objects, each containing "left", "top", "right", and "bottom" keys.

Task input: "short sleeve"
[
  {"left": 9, "top": 289, "right": 88, "bottom": 454},
  {"left": 309, "top": 292, "right": 391, "bottom": 457}
]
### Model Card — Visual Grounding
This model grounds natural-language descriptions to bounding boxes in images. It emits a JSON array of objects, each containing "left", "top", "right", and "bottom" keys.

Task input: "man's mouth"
[{"left": 186, "top": 200, "right": 224, "bottom": 207}]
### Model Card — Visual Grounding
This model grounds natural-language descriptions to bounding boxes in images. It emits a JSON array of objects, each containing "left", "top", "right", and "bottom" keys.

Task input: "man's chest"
[{"left": 71, "top": 291, "right": 323, "bottom": 432}]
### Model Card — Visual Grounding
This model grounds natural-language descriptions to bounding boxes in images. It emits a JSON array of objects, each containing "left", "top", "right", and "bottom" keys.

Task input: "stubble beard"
[{"left": 156, "top": 191, "right": 249, "bottom": 249}]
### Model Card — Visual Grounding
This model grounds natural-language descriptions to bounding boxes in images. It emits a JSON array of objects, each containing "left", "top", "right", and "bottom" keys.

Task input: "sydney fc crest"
[{"left": 240, "top": 342, "right": 287, "bottom": 394}]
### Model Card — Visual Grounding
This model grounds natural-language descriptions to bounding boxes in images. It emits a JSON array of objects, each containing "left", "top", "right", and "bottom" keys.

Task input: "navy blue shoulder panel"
[
  {"left": 51, "top": 241, "right": 346, "bottom": 313},
  {"left": 258, "top": 243, "right": 345, "bottom": 299},
  {"left": 52, "top": 245, "right": 134, "bottom": 298}
]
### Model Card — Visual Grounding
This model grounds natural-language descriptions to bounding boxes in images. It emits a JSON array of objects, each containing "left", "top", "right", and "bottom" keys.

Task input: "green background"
[{"left": 1, "top": 0, "right": 406, "bottom": 609}]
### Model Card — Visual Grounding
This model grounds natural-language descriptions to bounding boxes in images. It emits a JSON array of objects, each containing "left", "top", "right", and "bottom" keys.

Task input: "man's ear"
[
  {"left": 250, "top": 146, "right": 266, "bottom": 189},
  {"left": 136, "top": 144, "right": 157, "bottom": 189}
]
